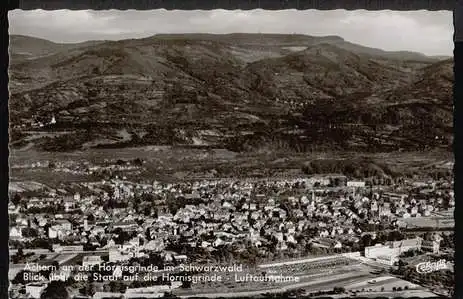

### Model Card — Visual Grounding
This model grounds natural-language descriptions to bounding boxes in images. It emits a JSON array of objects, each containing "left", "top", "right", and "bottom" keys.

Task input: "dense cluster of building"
[{"left": 8, "top": 163, "right": 454, "bottom": 298}]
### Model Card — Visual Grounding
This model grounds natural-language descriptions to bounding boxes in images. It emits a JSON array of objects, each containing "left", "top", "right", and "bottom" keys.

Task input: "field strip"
[{"left": 177, "top": 272, "right": 371, "bottom": 298}]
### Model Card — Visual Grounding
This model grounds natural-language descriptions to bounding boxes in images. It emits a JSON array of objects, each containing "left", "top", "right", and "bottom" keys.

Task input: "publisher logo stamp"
[{"left": 416, "top": 259, "right": 449, "bottom": 274}]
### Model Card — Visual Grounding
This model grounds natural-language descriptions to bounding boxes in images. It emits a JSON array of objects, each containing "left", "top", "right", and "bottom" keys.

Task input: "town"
[{"left": 8, "top": 157, "right": 455, "bottom": 299}]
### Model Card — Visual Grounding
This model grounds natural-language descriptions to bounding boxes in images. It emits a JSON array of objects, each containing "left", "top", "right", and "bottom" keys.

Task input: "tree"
[
  {"left": 109, "top": 281, "right": 126, "bottom": 293},
  {"left": 79, "top": 282, "right": 96, "bottom": 297},
  {"left": 361, "top": 234, "right": 373, "bottom": 248},
  {"left": 11, "top": 193, "right": 22, "bottom": 206},
  {"left": 83, "top": 242, "right": 97, "bottom": 251},
  {"left": 181, "top": 277, "right": 192, "bottom": 289},
  {"left": 423, "top": 232, "right": 433, "bottom": 241},
  {"left": 387, "top": 230, "right": 404, "bottom": 241},
  {"left": 133, "top": 158, "right": 143, "bottom": 167},
  {"left": 40, "top": 281, "right": 70, "bottom": 299},
  {"left": 397, "top": 259, "right": 407, "bottom": 275},
  {"left": 113, "top": 228, "right": 132, "bottom": 245},
  {"left": 12, "top": 271, "right": 27, "bottom": 285},
  {"left": 92, "top": 66, "right": 101, "bottom": 75},
  {"left": 22, "top": 227, "right": 38, "bottom": 238},
  {"left": 440, "top": 233, "right": 454, "bottom": 249},
  {"left": 143, "top": 206, "right": 152, "bottom": 217},
  {"left": 333, "top": 287, "right": 346, "bottom": 294},
  {"left": 87, "top": 213, "right": 95, "bottom": 222},
  {"left": 12, "top": 248, "right": 25, "bottom": 264}
]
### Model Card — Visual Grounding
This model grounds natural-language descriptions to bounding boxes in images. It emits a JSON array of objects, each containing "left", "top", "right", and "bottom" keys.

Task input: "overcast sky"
[{"left": 9, "top": 9, "right": 453, "bottom": 56}]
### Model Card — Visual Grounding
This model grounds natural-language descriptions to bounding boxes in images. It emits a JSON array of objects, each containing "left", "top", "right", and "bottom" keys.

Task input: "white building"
[
  {"left": 365, "top": 237, "right": 423, "bottom": 264},
  {"left": 10, "top": 227, "right": 22, "bottom": 239},
  {"left": 26, "top": 283, "right": 47, "bottom": 299},
  {"left": 94, "top": 292, "right": 127, "bottom": 299},
  {"left": 347, "top": 181, "right": 366, "bottom": 188},
  {"left": 82, "top": 256, "right": 103, "bottom": 268},
  {"left": 144, "top": 239, "right": 165, "bottom": 252},
  {"left": 109, "top": 243, "right": 142, "bottom": 263},
  {"left": 421, "top": 240, "right": 441, "bottom": 254}
]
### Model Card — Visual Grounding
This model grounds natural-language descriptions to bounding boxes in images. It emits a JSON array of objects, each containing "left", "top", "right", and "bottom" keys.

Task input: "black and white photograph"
[{"left": 7, "top": 8, "right": 455, "bottom": 299}]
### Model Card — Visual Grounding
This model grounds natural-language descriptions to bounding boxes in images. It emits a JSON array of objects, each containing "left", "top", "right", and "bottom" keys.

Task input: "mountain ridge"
[
  {"left": 8, "top": 34, "right": 453, "bottom": 153},
  {"left": 10, "top": 33, "right": 449, "bottom": 63}
]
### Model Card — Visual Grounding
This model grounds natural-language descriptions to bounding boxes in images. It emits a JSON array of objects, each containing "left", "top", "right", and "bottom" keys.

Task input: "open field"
[
  {"left": 175, "top": 271, "right": 374, "bottom": 298},
  {"left": 325, "top": 290, "right": 440, "bottom": 298},
  {"left": 398, "top": 211, "right": 455, "bottom": 229},
  {"left": 344, "top": 275, "right": 421, "bottom": 292},
  {"left": 10, "top": 147, "right": 452, "bottom": 167},
  {"left": 172, "top": 254, "right": 422, "bottom": 298},
  {"left": 9, "top": 147, "right": 454, "bottom": 186}
]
